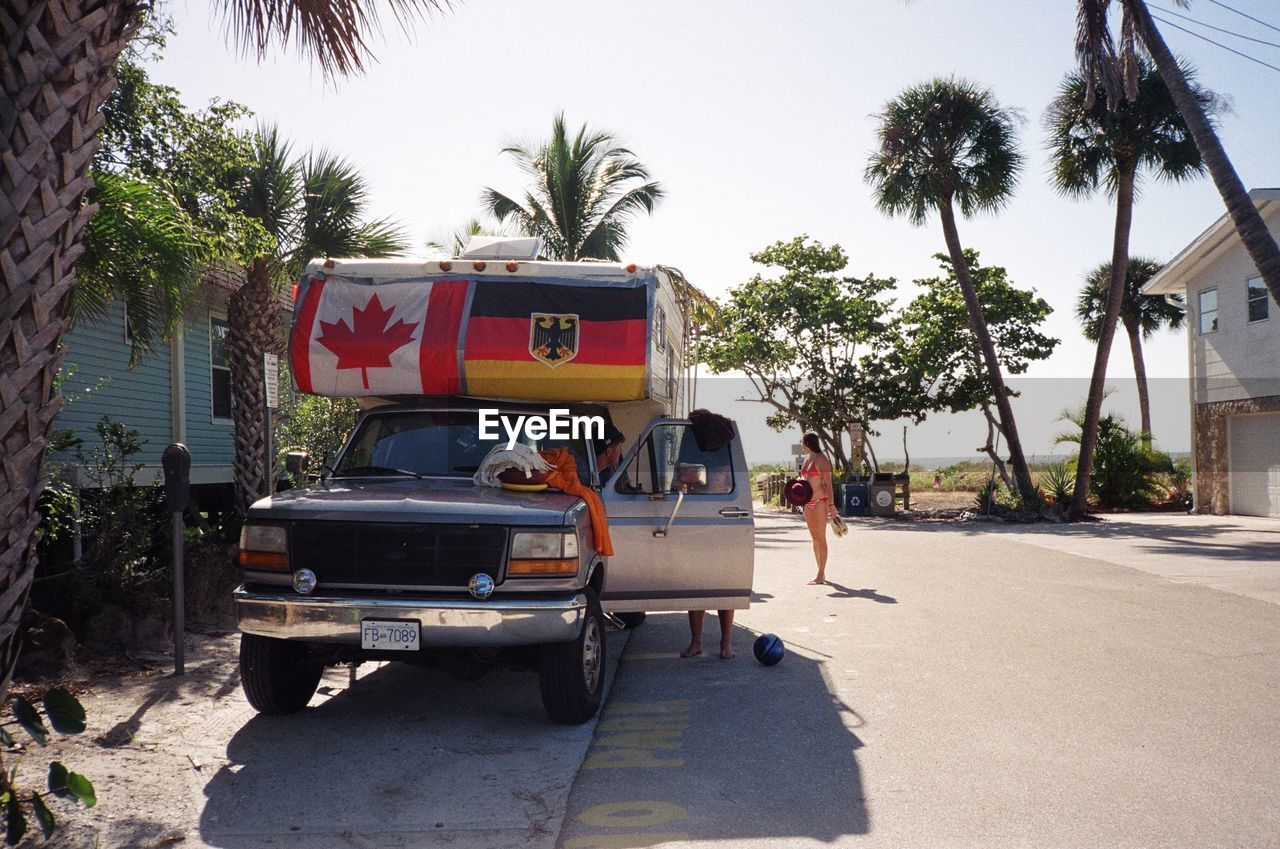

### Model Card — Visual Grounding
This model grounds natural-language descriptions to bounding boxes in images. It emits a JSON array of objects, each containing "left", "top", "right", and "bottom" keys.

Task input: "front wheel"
[
  {"left": 240, "top": 634, "right": 324, "bottom": 715},
  {"left": 538, "top": 589, "right": 606, "bottom": 724}
]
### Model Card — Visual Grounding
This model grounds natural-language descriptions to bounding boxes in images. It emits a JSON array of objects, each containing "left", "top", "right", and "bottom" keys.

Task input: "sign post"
[
  {"left": 263, "top": 353, "right": 279, "bottom": 495},
  {"left": 847, "top": 423, "right": 865, "bottom": 476},
  {"left": 161, "top": 444, "right": 191, "bottom": 675}
]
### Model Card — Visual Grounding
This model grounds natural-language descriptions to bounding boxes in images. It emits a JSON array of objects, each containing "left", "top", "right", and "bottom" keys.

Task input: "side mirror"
[
  {"left": 161, "top": 443, "right": 191, "bottom": 512},
  {"left": 285, "top": 450, "right": 309, "bottom": 477},
  {"left": 676, "top": 462, "right": 706, "bottom": 490}
]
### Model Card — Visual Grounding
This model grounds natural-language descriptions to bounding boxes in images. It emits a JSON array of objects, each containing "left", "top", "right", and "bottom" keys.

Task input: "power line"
[
  {"left": 1149, "top": 3, "right": 1280, "bottom": 49},
  {"left": 1202, "top": 0, "right": 1280, "bottom": 36},
  {"left": 1150, "top": 13, "right": 1280, "bottom": 73}
]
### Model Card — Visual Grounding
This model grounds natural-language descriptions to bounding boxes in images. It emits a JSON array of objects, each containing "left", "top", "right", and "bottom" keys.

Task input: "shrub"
[
  {"left": 1038, "top": 462, "right": 1074, "bottom": 506},
  {"left": 1055, "top": 409, "right": 1172, "bottom": 510},
  {"left": 275, "top": 393, "right": 359, "bottom": 481}
]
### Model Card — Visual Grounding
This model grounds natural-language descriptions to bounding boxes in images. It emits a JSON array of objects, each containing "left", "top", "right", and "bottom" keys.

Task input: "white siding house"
[{"left": 1143, "top": 189, "right": 1280, "bottom": 517}]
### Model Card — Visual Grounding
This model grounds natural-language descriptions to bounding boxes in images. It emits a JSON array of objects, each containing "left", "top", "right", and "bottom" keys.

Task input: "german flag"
[{"left": 463, "top": 280, "right": 649, "bottom": 400}]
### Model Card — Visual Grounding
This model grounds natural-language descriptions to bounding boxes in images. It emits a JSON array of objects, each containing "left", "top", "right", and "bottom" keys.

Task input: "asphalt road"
[
  {"left": 558, "top": 510, "right": 1280, "bottom": 849},
  {"left": 39, "top": 509, "right": 1280, "bottom": 848}
]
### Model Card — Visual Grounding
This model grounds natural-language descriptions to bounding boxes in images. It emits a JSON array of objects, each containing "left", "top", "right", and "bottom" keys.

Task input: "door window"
[{"left": 616, "top": 424, "right": 734, "bottom": 495}]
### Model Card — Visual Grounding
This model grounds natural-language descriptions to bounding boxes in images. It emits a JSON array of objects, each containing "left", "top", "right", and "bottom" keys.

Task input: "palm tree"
[
  {"left": 1076, "top": 257, "right": 1185, "bottom": 438},
  {"left": 483, "top": 113, "right": 664, "bottom": 261},
  {"left": 226, "top": 126, "right": 406, "bottom": 507},
  {"left": 76, "top": 171, "right": 206, "bottom": 365},
  {"left": 0, "top": 0, "right": 442, "bottom": 755},
  {"left": 865, "top": 77, "right": 1039, "bottom": 506},
  {"left": 1046, "top": 57, "right": 1209, "bottom": 520},
  {"left": 425, "top": 217, "right": 508, "bottom": 256},
  {"left": 1075, "top": 0, "right": 1280, "bottom": 306}
]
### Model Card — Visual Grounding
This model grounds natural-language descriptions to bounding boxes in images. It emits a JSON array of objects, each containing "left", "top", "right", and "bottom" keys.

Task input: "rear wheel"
[
  {"left": 538, "top": 589, "right": 606, "bottom": 724},
  {"left": 615, "top": 611, "right": 646, "bottom": 630},
  {"left": 240, "top": 634, "right": 324, "bottom": 715}
]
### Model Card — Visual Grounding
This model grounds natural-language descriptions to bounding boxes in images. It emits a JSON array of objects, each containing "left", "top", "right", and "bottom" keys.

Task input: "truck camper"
[{"left": 234, "top": 241, "right": 755, "bottom": 724}]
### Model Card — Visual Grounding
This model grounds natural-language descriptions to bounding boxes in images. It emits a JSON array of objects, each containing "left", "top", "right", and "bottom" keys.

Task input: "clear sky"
[{"left": 151, "top": 0, "right": 1280, "bottom": 463}]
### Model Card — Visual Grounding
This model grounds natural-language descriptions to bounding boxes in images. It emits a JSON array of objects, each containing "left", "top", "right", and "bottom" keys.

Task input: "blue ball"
[{"left": 753, "top": 633, "right": 784, "bottom": 666}]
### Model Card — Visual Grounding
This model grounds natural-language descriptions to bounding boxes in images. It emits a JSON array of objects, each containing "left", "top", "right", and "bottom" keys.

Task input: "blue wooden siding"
[
  {"left": 183, "top": 309, "right": 234, "bottom": 464},
  {"left": 54, "top": 302, "right": 173, "bottom": 467}
]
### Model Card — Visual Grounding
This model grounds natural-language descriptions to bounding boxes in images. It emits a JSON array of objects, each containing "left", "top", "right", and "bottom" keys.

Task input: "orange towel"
[{"left": 539, "top": 448, "right": 614, "bottom": 557}]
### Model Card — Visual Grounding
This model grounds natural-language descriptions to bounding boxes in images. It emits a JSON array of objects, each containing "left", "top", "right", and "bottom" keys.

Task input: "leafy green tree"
[
  {"left": 1074, "top": 0, "right": 1280, "bottom": 306},
  {"left": 865, "top": 77, "right": 1038, "bottom": 505},
  {"left": 483, "top": 113, "right": 664, "bottom": 261},
  {"left": 225, "top": 126, "right": 407, "bottom": 507},
  {"left": 698, "top": 237, "right": 897, "bottom": 475},
  {"left": 1046, "top": 57, "right": 1210, "bottom": 519},
  {"left": 1075, "top": 257, "right": 1184, "bottom": 438},
  {"left": 889, "top": 251, "right": 1059, "bottom": 487}
]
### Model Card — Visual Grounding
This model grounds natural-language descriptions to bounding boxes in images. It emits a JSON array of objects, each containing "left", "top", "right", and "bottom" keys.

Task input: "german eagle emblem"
[{"left": 529, "top": 313, "right": 579, "bottom": 368}]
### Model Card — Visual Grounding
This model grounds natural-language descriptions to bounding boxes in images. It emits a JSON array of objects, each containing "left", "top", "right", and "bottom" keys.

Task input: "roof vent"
[{"left": 460, "top": 236, "right": 543, "bottom": 260}]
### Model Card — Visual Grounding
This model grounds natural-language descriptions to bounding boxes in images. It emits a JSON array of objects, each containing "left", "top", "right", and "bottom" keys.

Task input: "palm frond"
[{"left": 213, "top": 0, "right": 449, "bottom": 78}]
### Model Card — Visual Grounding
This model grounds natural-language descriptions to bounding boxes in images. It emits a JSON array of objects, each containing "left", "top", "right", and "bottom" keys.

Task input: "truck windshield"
[{"left": 333, "top": 410, "right": 592, "bottom": 481}]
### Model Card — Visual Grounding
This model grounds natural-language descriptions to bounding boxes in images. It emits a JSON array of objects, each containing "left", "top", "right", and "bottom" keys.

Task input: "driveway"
[{"left": 984, "top": 512, "right": 1280, "bottom": 605}]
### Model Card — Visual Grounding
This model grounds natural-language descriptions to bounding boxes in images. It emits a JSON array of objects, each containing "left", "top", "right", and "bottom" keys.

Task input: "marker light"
[
  {"left": 238, "top": 524, "right": 288, "bottom": 570},
  {"left": 473, "top": 261, "right": 486, "bottom": 272},
  {"left": 506, "top": 261, "right": 519, "bottom": 272},
  {"left": 323, "top": 258, "right": 335, "bottom": 268},
  {"left": 625, "top": 263, "right": 637, "bottom": 273},
  {"left": 439, "top": 260, "right": 453, "bottom": 272}
]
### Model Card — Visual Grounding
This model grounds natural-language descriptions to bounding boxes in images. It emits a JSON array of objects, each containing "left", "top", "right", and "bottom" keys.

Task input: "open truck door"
[{"left": 600, "top": 418, "right": 755, "bottom": 613}]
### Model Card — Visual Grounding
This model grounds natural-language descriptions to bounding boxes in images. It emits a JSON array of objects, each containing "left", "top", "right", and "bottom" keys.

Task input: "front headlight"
[
  {"left": 508, "top": 530, "right": 579, "bottom": 576},
  {"left": 238, "top": 524, "right": 289, "bottom": 570}
]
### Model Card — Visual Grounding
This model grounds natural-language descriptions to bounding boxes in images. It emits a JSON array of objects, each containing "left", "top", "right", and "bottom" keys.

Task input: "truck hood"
[{"left": 248, "top": 478, "right": 585, "bottom": 526}]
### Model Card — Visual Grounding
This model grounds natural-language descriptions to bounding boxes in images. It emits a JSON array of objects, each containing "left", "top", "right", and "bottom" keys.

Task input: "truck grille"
[{"left": 290, "top": 522, "right": 508, "bottom": 589}]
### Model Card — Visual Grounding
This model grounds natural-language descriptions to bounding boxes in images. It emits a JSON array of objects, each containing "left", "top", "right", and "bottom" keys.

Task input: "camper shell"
[{"left": 234, "top": 245, "right": 754, "bottom": 724}]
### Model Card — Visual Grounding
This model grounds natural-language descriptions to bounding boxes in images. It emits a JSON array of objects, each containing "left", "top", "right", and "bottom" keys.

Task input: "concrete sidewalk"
[{"left": 981, "top": 512, "right": 1280, "bottom": 605}]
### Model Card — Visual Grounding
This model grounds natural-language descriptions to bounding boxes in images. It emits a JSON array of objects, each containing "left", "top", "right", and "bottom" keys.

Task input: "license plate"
[{"left": 361, "top": 619, "right": 420, "bottom": 651}]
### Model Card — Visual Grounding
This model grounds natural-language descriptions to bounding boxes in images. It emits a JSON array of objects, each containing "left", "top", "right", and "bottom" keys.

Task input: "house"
[
  {"left": 53, "top": 266, "right": 289, "bottom": 515},
  {"left": 1143, "top": 188, "right": 1280, "bottom": 518}
]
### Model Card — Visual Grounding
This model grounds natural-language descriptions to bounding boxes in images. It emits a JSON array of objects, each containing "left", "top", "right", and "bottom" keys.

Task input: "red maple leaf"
[{"left": 316, "top": 294, "right": 418, "bottom": 389}]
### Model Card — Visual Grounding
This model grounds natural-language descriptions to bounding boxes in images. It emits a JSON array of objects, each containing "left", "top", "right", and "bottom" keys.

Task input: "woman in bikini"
[{"left": 800, "top": 432, "right": 837, "bottom": 585}]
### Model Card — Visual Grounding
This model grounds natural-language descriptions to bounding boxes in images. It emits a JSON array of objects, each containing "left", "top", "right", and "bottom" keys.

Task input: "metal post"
[
  {"left": 264, "top": 398, "right": 273, "bottom": 496},
  {"left": 172, "top": 511, "right": 184, "bottom": 675}
]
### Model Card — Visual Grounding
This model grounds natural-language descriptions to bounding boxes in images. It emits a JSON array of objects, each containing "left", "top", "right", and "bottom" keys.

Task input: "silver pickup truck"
[{"left": 234, "top": 399, "right": 754, "bottom": 724}]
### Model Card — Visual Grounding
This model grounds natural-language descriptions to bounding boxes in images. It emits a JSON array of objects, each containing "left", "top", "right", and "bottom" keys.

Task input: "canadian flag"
[{"left": 290, "top": 278, "right": 470, "bottom": 396}]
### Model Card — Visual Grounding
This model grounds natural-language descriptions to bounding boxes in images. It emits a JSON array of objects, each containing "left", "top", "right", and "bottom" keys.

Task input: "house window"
[
  {"left": 1247, "top": 277, "right": 1269, "bottom": 323},
  {"left": 211, "top": 316, "right": 232, "bottom": 420},
  {"left": 1198, "top": 288, "right": 1218, "bottom": 334},
  {"left": 655, "top": 306, "right": 667, "bottom": 352}
]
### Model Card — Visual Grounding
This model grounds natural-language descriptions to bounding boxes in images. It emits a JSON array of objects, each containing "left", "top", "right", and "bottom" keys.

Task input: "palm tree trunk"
[
  {"left": 1126, "top": 316, "right": 1153, "bottom": 443},
  {"left": 0, "top": 2, "right": 138, "bottom": 694},
  {"left": 1128, "top": 0, "right": 1280, "bottom": 305},
  {"left": 227, "top": 259, "right": 283, "bottom": 510},
  {"left": 1069, "top": 165, "right": 1137, "bottom": 520},
  {"left": 938, "top": 200, "right": 1038, "bottom": 506}
]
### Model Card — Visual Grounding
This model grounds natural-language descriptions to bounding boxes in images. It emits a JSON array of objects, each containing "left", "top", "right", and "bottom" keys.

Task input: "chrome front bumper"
[{"left": 234, "top": 587, "right": 587, "bottom": 647}]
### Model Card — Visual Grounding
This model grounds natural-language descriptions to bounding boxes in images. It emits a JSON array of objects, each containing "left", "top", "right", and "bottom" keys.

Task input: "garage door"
[{"left": 1229, "top": 412, "right": 1280, "bottom": 517}]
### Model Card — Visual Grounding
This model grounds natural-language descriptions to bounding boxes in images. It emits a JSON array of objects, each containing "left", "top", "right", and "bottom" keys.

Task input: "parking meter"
[{"left": 161, "top": 444, "right": 191, "bottom": 512}]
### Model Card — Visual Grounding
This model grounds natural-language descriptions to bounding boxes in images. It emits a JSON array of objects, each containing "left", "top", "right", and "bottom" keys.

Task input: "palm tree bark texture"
[
  {"left": 1, "top": 0, "right": 140, "bottom": 686},
  {"left": 1070, "top": 167, "right": 1136, "bottom": 519},
  {"left": 227, "top": 258, "right": 282, "bottom": 509}
]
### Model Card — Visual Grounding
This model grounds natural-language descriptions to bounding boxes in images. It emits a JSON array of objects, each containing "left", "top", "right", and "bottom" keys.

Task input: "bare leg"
[
  {"left": 680, "top": 611, "right": 704, "bottom": 657},
  {"left": 805, "top": 507, "right": 829, "bottom": 584},
  {"left": 717, "top": 610, "right": 735, "bottom": 659}
]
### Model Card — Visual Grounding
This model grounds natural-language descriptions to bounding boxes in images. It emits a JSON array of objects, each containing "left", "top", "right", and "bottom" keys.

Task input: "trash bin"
[
  {"left": 839, "top": 483, "right": 868, "bottom": 517},
  {"left": 869, "top": 474, "right": 896, "bottom": 516}
]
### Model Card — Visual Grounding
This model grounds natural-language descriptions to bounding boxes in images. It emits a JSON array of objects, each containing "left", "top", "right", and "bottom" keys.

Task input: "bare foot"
[
  {"left": 719, "top": 646, "right": 735, "bottom": 659},
  {"left": 808, "top": 576, "right": 826, "bottom": 585},
  {"left": 679, "top": 645, "right": 702, "bottom": 658}
]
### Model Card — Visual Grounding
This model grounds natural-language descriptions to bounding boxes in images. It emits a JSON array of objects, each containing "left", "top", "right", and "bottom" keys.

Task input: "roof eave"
[{"left": 1141, "top": 189, "right": 1280, "bottom": 295}]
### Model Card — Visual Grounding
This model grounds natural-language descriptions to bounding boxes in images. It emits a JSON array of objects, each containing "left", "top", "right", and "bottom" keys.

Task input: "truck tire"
[
  {"left": 616, "top": 612, "right": 646, "bottom": 630},
  {"left": 538, "top": 589, "right": 606, "bottom": 725},
  {"left": 240, "top": 634, "right": 324, "bottom": 715}
]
